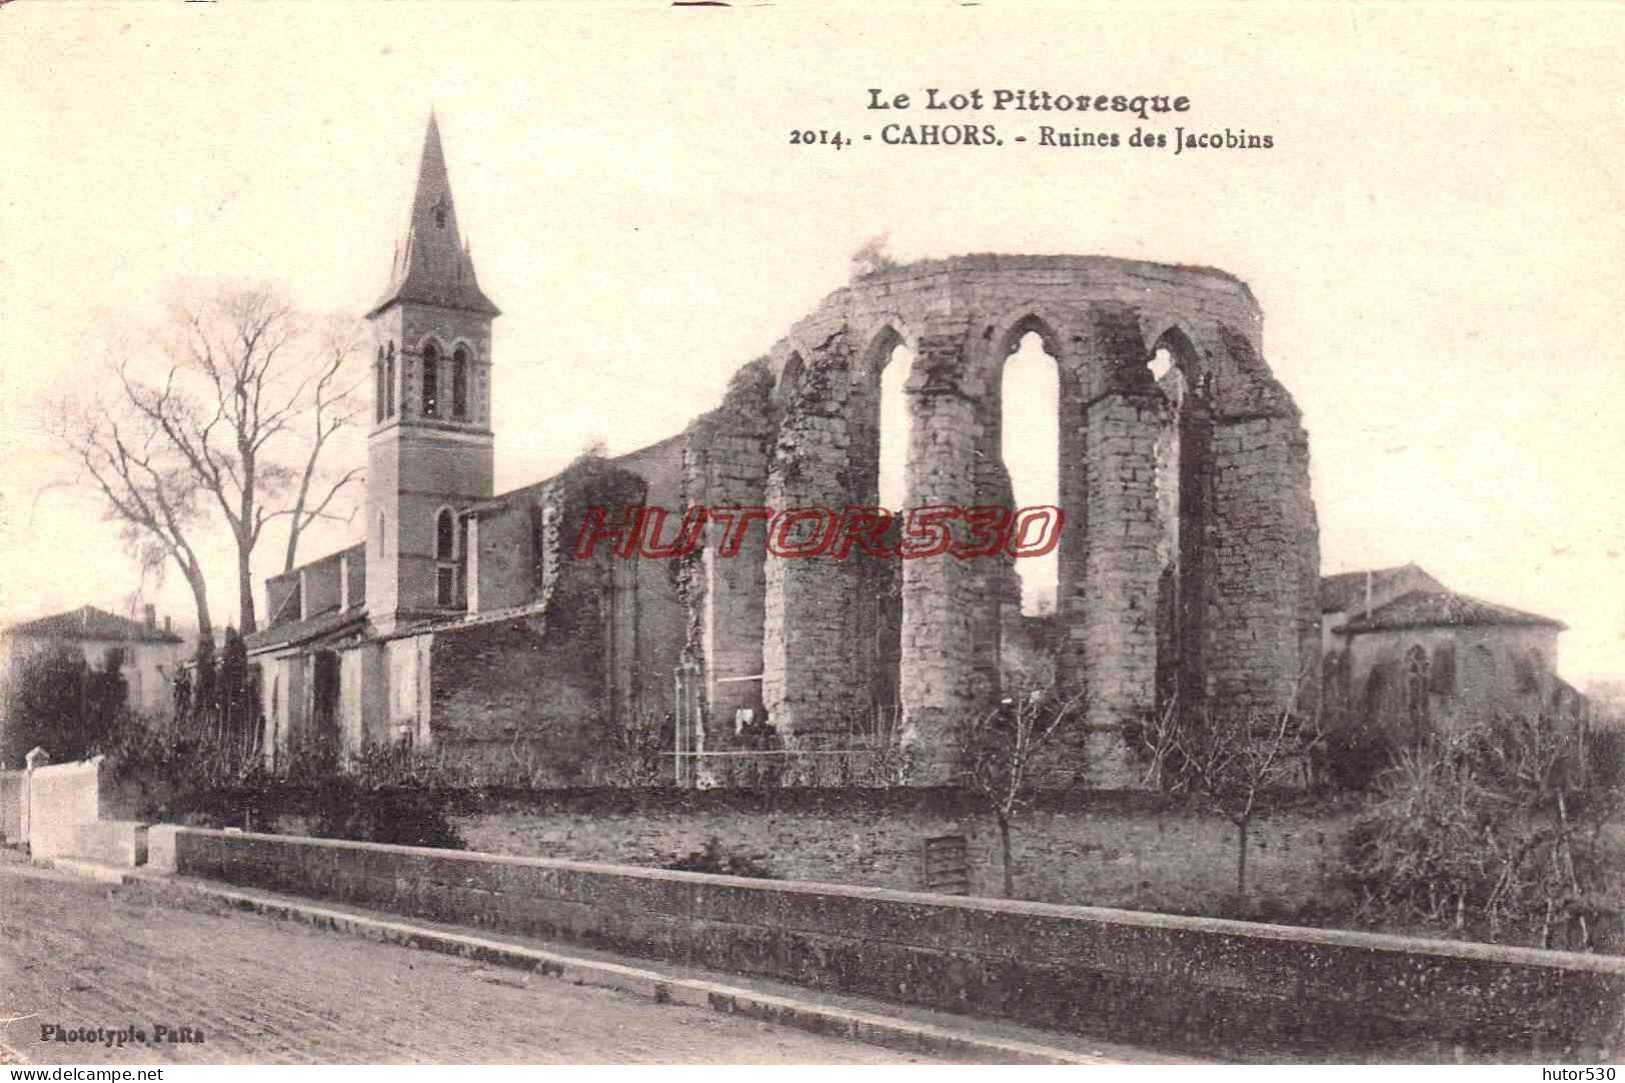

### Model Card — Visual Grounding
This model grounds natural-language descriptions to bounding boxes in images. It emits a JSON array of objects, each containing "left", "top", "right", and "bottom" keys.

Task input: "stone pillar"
[
  {"left": 1205, "top": 413, "right": 1317, "bottom": 720},
  {"left": 763, "top": 340, "right": 866, "bottom": 740},
  {"left": 899, "top": 330, "right": 983, "bottom": 782},
  {"left": 1054, "top": 365, "right": 1091, "bottom": 694},
  {"left": 691, "top": 438, "right": 770, "bottom": 728},
  {"left": 1081, "top": 387, "right": 1167, "bottom": 783},
  {"left": 680, "top": 361, "right": 776, "bottom": 744}
]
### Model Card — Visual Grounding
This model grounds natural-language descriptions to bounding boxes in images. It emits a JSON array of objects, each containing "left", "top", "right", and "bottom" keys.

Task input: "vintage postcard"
[{"left": 1, "top": 1, "right": 1621, "bottom": 1070}]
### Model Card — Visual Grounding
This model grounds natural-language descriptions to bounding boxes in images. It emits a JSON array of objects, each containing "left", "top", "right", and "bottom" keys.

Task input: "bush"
[
  {"left": 1323, "top": 717, "right": 1394, "bottom": 791},
  {"left": 1345, "top": 712, "right": 1615, "bottom": 947},
  {"left": 308, "top": 781, "right": 465, "bottom": 850},
  {"left": 1, "top": 642, "right": 130, "bottom": 767}
]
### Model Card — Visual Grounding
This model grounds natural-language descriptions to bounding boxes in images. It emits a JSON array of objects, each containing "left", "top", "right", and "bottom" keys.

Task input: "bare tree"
[
  {"left": 279, "top": 319, "right": 368, "bottom": 573},
  {"left": 1169, "top": 702, "right": 1307, "bottom": 901},
  {"left": 48, "top": 394, "right": 214, "bottom": 640},
  {"left": 956, "top": 687, "right": 1087, "bottom": 897},
  {"left": 119, "top": 286, "right": 366, "bottom": 632}
]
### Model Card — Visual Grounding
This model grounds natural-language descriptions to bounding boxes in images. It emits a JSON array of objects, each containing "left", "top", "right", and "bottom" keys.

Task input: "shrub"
[
  {"left": 1323, "top": 717, "right": 1393, "bottom": 791},
  {"left": 1345, "top": 711, "right": 1615, "bottom": 948},
  {"left": 308, "top": 782, "right": 465, "bottom": 850}
]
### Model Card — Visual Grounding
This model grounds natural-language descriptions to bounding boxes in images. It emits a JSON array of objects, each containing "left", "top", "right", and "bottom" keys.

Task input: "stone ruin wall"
[{"left": 678, "top": 255, "right": 1320, "bottom": 784}]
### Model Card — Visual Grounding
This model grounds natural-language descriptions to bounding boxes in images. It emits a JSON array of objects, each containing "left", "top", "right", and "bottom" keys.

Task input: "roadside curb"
[{"left": 122, "top": 869, "right": 1110, "bottom": 1065}]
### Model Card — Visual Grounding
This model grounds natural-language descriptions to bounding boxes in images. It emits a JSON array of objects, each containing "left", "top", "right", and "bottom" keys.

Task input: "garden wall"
[
  {"left": 453, "top": 793, "right": 1360, "bottom": 918},
  {"left": 150, "top": 826, "right": 1625, "bottom": 1061}
]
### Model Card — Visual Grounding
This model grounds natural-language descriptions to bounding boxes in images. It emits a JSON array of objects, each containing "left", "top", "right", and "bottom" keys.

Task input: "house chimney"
[{"left": 144, "top": 604, "right": 157, "bottom": 631}]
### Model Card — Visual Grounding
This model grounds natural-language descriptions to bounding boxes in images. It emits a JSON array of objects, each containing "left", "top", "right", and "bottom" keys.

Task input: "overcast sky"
[{"left": 2, "top": 3, "right": 1621, "bottom": 684}]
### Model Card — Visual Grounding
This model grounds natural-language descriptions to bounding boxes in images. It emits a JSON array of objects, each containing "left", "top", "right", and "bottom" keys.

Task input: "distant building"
[
  {"left": 1, "top": 604, "right": 187, "bottom": 718},
  {"left": 1318, "top": 563, "right": 1446, "bottom": 654},
  {"left": 1321, "top": 568, "right": 1583, "bottom": 744}
]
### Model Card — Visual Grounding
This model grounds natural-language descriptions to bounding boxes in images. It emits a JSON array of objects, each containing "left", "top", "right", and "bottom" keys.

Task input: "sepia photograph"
[{"left": 1, "top": 1, "right": 1622, "bottom": 1069}]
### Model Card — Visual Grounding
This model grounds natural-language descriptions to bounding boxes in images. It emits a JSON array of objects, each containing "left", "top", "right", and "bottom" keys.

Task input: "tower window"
[
  {"left": 436, "top": 509, "right": 456, "bottom": 561},
  {"left": 385, "top": 343, "right": 397, "bottom": 418},
  {"left": 422, "top": 342, "right": 440, "bottom": 418},
  {"left": 375, "top": 347, "right": 386, "bottom": 423},
  {"left": 435, "top": 508, "right": 460, "bottom": 607},
  {"left": 452, "top": 347, "right": 469, "bottom": 419}
]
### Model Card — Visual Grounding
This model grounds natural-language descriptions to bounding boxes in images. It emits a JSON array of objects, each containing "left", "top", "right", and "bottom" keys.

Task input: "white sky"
[{"left": 1, "top": 3, "right": 1621, "bottom": 684}]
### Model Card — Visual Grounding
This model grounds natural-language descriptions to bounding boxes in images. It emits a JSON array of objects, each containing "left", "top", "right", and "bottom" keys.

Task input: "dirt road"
[{"left": 0, "top": 871, "right": 940, "bottom": 1065}]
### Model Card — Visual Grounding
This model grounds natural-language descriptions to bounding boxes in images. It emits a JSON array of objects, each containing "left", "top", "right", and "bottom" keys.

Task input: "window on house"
[
  {"left": 452, "top": 346, "right": 469, "bottom": 419},
  {"left": 1404, "top": 645, "right": 1431, "bottom": 744},
  {"left": 422, "top": 342, "right": 440, "bottom": 418}
]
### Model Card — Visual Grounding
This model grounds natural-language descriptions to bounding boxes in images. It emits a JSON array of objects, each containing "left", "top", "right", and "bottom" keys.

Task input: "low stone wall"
[
  {"left": 26, "top": 757, "right": 101, "bottom": 859},
  {"left": 0, "top": 771, "right": 23, "bottom": 842},
  {"left": 152, "top": 826, "right": 1625, "bottom": 1061},
  {"left": 453, "top": 797, "right": 1358, "bottom": 917}
]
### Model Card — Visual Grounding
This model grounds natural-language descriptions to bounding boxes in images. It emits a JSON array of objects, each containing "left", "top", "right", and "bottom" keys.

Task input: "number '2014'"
[{"left": 790, "top": 129, "right": 847, "bottom": 149}]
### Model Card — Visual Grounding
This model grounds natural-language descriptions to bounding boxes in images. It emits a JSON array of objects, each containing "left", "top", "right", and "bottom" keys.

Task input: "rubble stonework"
[{"left": 681, "top": 254, "right": 1322, "bottom": 783}]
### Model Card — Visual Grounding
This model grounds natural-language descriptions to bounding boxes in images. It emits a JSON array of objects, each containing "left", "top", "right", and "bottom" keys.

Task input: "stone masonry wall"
[
  {"left": 159, "top": 827, "right": 1625, "bottom": 1060},
  {"left": 673, "top": 255, "right": 1319, "bottom": 784}
]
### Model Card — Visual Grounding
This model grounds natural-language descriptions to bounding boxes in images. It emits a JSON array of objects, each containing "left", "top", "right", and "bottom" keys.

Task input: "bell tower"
[{"left": 365, "top": 112, "right": 500, "bottom": 633}]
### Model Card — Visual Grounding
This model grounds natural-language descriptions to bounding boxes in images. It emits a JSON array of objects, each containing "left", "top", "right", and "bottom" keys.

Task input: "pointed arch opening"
[
  {"left": 385, "top": 343, "right": 397, "bottom": 418},
  {"left": 452, "top": 345, "right": 469, "bottom": 419},
  {"left": 868, "top": 328, "right": 913, "bottom": 718},
  {"left": 434, "top": 507, "right": 460, "bottom": 607},
  {"left": 876, "top": 336, "right": 914, "bottom": 513},
  {"left": 1148, "top": 326, "right": 1206, "bottom": 721},
  {"left": 376, "top": 346, "right": 387, "bottom": 423},
  {"left": 1000, "top": 329, "right": 1060, "bottom": 617},
  {"left": 422, "top": 341, "right": 441, "bottom": 418}
]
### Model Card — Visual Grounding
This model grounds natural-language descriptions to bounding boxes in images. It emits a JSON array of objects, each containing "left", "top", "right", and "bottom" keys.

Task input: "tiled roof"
[
  {"left": 243, "top": 606, "right": 367, "bottom": 654},
  {"left": 1319, "top": 564, "right": 1444, "bottom": 613},
  {"left": 1337, "top": 590, "right": 1565, "bottom": 635},
  {"left": 6, "top": 605, "right": 183, "bottom": 644}
]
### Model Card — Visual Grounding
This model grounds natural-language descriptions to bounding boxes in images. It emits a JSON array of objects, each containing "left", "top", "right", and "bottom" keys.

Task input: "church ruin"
[{"left": 247, "top": 116, "right": 1321, "bottom": 786}]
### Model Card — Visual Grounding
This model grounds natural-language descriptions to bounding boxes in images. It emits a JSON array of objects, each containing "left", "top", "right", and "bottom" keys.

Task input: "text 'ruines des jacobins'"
[{"left": 862, "top": 88, "right": 1273, "bottom": 152}]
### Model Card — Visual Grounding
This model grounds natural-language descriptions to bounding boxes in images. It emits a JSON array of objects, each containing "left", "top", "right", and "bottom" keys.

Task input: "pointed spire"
[{"left": 368, "top": 112, "right": 500, "bottom": 318}]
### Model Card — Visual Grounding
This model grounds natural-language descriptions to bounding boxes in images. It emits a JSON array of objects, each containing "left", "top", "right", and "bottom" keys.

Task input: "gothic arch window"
[
  {"left": 1430, "top": 643, "right": 1457, "bottom": 696},
  {"left": 422, "top": 341, "right": 440, "bottom": 418},
  {"left": 998, "top": 322, "right": 1061, "bottom": 617},
  {"left": 385, "top": 343, "right": 397, "bottom": 418},
  {"left": 376, "top": 346, "right": 387, "bottom": 423},
  {"left": 1404, "top": 644, "right": 1431, "bottom": 744},
  {"left": 452, "top": 345, "right": 469, "bottom": 420},
  {"left": 436, "top": 508, "right": 456, "bottom": 561},
  {"left": 435, "top": 508, "right": 459, "bottom": 607}
]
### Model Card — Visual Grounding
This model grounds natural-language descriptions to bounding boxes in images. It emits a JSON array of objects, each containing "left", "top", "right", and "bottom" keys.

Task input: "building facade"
[
  {"left": 1322, "top": 570, "right": 1582, "bottom": 745},
  {"left": 1, "top": 604, "right": 187, "bottom": 719}
]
